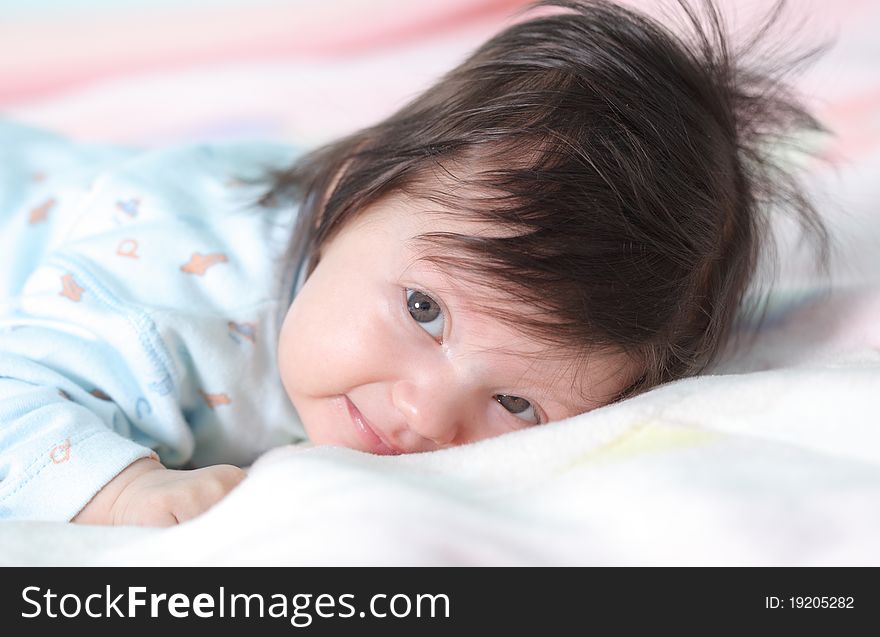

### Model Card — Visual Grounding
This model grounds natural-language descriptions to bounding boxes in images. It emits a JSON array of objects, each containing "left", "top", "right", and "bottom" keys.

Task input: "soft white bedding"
[
  {"left": 2, "top": 357, "right": 879, "bottom": 566},
  {"left": 1, "top": 0, "right": 878, "bottom": 565}
]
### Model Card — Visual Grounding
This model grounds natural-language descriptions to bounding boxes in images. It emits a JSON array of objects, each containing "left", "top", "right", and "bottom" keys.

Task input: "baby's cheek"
[
  {"left": 277, "top": 269, "right": 400, "bottom": 404},
  {"left": 276, "top": 301, "right": 323, "bottom": 397},
  {"left": 275, "top": 314, "right": 299, "bottom": 399},
  {"left": 276, "top": 290, "right": 361, "bottom": 398}
]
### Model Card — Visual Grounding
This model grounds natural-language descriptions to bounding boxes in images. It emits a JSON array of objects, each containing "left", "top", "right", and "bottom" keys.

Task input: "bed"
[{"left": 1, "top": 0, "right": 878, "bottom": 565}]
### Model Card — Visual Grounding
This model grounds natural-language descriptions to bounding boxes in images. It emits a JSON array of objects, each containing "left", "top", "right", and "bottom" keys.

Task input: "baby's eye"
[
  {"left": 494, "top": 394, "right": 540, "bottom": 425},
  {"left": 406, "top": 288, "right": 444, "bottom": 340}
]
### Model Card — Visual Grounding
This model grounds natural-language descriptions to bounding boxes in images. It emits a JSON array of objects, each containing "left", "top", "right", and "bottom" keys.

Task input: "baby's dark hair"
[{"left": 259, "top": 0, "right": 831, "bottom": 404}]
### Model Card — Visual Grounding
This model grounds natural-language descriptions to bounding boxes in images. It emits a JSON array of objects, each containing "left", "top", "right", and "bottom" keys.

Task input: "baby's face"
[{"left": 277, "top": 195, "right": 631, "bottom": 454}]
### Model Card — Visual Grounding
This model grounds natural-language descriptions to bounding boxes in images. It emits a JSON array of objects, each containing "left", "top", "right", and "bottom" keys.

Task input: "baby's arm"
[
  {"left": 73, "top": 458, "right": 245, "bottom": 526},
  {"left": 0, "top": 365, "right": 150, "bottom": 522},
  {"left": 0, "top": 119, "right": 285, "bottom": 524},
  {"left": 0, "top": 355, "right": 246, "bottom": 526}
]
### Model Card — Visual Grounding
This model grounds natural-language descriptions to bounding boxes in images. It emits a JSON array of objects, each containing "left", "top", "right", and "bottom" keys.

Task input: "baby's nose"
[{"left": 390, "top": 379, "right": 461, "bottom": 447}]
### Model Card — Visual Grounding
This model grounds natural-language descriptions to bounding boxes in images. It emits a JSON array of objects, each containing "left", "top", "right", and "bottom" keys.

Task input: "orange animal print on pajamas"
[
  {"left": 50, "top": 439, "right": 71, "bottom": 464},
  {"left": 199, "top": 390, "right": 232, "bottom": 409},
  {"left": 29, "top": 197, "right": 56, "bottom": 224},
  {"left": 59, "top": 274, "right": 85, "bottom": 301},
  {"left": 180, "top": 252, "right": 228, "bottom": 275}
]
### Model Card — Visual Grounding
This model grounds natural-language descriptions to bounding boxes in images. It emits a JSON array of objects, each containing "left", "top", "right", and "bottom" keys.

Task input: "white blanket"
[{"left": 2, "top": 353, "right": 878, "bottom": 566}]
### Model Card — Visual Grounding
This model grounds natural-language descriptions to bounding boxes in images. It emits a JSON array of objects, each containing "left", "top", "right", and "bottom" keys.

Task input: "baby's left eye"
[
  {"left": 495, "top": 394, "right": 540, "bottom": 425},
  {"left": 406, "top": 288, "right": 444, "bottom": 340}
]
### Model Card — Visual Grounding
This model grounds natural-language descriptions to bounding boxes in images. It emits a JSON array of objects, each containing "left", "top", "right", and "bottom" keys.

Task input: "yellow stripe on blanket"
[{"left": 584, "top": 423, "right": 721, "bottom": 465}]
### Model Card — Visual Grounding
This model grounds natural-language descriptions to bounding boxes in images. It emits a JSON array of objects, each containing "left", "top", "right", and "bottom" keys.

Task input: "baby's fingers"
[
  {"left": 192, "top": 463, "right": 247, "bottom": 493},
  {"left": 172, "top": 464, "right": 247, "bottom": 522}
]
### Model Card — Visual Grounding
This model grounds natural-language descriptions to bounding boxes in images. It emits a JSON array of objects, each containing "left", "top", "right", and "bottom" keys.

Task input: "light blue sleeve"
[
  {"left": 0, "top": 356, "right": 157, "bottom": 521},
  {"left": 0, "top": 119, "right": 306, "bottom": 521},
  {"left": 0, "top": 119, "right": 160, "bottom": 520}
]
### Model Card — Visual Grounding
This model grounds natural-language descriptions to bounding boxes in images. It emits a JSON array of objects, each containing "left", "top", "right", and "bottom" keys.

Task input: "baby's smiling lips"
[{"left": 344, "top": 395, "right": 402, "bottom": 455}]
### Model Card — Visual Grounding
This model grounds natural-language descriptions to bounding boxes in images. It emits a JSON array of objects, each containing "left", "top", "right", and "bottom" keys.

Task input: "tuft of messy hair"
[{"left": 258, "top": 0, "right": 832, "bottom": 405}]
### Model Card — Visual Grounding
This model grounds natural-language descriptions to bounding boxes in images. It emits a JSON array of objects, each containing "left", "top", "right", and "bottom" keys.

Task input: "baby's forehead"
[{"left": 379, "top": 182, "right": 525, "bottom": 235}]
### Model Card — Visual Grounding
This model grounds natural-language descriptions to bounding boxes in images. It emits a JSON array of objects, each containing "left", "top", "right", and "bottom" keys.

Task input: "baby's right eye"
[{"left": 405, "top": 288, "right": 444, "bottom": 341}]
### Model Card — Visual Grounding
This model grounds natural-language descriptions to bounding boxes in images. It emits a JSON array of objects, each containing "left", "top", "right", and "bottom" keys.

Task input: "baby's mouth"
[{"left": 343, "top": 395, "right": 401, "bottom": 455}]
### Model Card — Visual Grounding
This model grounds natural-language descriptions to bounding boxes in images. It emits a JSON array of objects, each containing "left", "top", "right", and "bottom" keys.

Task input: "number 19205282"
[{"left": 765, "top": 596, "right": 854, "bottom": 609}]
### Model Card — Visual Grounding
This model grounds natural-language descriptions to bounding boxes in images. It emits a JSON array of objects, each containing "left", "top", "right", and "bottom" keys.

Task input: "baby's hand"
[{"left": 73, "top": 458, "right": 246, "bottom": 527}]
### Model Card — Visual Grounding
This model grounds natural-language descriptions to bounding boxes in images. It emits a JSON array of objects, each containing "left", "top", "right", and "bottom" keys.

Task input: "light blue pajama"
[{"left": 0, "top": 120, "right": 306, "bottom": 521}]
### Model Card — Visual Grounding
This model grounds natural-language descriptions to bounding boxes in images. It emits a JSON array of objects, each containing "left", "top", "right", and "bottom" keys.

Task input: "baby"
[{"left": 0, "top": 0, "right": 830, "bottom": 525}]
